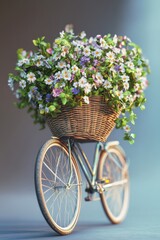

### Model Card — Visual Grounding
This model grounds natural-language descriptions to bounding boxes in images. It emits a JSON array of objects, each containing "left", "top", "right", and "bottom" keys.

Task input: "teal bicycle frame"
[{"left": 66, "top": 138, "right": 120, "bottom": 193}]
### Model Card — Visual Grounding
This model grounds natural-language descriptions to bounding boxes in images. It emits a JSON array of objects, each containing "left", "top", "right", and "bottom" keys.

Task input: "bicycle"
[{"left": 35, "top": 136, "right": 129, "bottom": 235}]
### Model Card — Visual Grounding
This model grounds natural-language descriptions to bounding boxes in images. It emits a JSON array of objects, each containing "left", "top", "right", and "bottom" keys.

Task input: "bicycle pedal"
[
  {"left": 85, "top": 194, "right": 100, "bottom": 201},
  {"left": 84, "top": 196, "right": 92, "bottom": 201}
]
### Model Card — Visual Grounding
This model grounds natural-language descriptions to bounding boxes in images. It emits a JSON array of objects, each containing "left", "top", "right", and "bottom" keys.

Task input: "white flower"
[
  {"left": 66, "top": 63, "right": 71, "bottom": 68},
  {"left": 80, "top": 31, "right": 86, "bottom": 39},
  {"left": 74, "top": 46, "right": 81, "bottom": 53},
  {"left": 55, "top": 71, "right": 62, "bottom": 79},
  {"left": 78, "top": 77, "right": 87, "bottom": 87},
  {"left": 83, "top": 96, "right": 89, "bottom": 104},
  {"left": 126, "top": 61, "right": 134, "bottom": 70},
  {"left": 45, "top": 78, "right": 53, "bottom": 85},
  {"left": 83, "top": 47, "right": 91, "bottom": 56},
  {"left": 113, "top": 34, "right": 118, "bottom": 44},
  {"left": 100, "top": 38, "right": 106, "bottom": 48},
  {"left": 61, "top": 46, "right": 69, "bottom": 57},
  {"left": 27, "top": 72, "right": 36, "bottom": 83},
  {"left": 65, "top": 24, "right": 73, "bottom": 33},
  {"left": 60, "top": 82, "right": 66, "bottom": 88},
  {"left": 73, "top": 82, "right": 78, "bottom": 88},
  {"left": 36, "top": 60, "right": 43, "bottom": 67},
  {"left": 103, "top": 80, "right": 112, "bottom": 89},
  {"left": 15, "top": 90, "right": 20, "bottom": 99},
  {"left": 82, "top": 71, "right": 87, "bottom": 77},
  {"left": 119, "top": 57, "right": 124, "bottom": 63},
  {"left": 60, "top": 30, "right": 65, "bottom": 38},
  {"left": 89, "top": 37, "right": 95, "bottom": 44},
  {"left": 19, "top": 80, "right": 26, "bottom": 89},
  {"left": 8, "top": 77, "right": 14, "bottom": 91},
  {"left": 57, "top": 61, "right": 66, "bottom": 69},
  {"left": 23, "top": 58, "right": 30, "bottom": 64},
  {"left": 126, "top": 94, "right": 134, "bottom": 103},
  {"left": 39, "top": 104, "right": 44, "bottom": 109},
  {"left": 71, "top": 65, "right": 79, "bottom": 73},
  {"left": 113, "top": 47, "right": 120, "bottom": 54},
  {"left": 121, "top": 48, "right": 126, "bottom": 56},
  {"left": 134, "top": 83, "right": 140, "bottom": 91},
  {"left": 116, "top": 90, "right": 124, "bottom": 99},
  {"left": 123, "top": 125, "right": 131, "bottom": 133},
  {"left": 140, "top": 77, "right": 148, "bottom": 90},
  {"left": 17, "top": 58, "right": 30, "bottom": 66},
  {"left": 17, "top": 60, "right": 24, "bottom": 66},
  {"left": 95, "top": 72, "right": 104, "bottom": 84},
  {"left": 121, "top": 75, "right": 129, "bottom": 82},
  {"left": 52, "top": 53, "right": 60, "bottom": 61},
  {"left": 62, "top": 68, "right": 71, "bottom": 80},
  {"left": 34, "top": 54, "right": 45, "bottom": 60},
  {"left": 119, "top": 63, "right": 125, "bottom": 73},
  {"left": 93, "top": 48, "right": 102, "bottom": 57},
  {"left": 84, "top": 83, "right": 92, "bottom": 94},
  {"left": 106, "top": 51, "right": 115, "bottom": 62},
  {"left": 20, "top": 71, "right": 27, "bottom": 78},
  {"left": 135, "top": 68, "right": 142, "bottom": 78},
  {"left": 123, "top": 82, "right": 129, "bottom": 90},
  {"left": 110, "top": 66, "right": 116, "bottom": 73},
  {"left": 21, "top": 50, "right": 27, "bottom": 57}
]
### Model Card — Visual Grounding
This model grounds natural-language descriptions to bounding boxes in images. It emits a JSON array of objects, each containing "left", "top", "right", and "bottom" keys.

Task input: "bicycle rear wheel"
[
  {"left": 35, "top": 138, "right": 82, "bottom": 235},
  {"left": 98, "top": 145, "right": 129, "bottom": 224}
]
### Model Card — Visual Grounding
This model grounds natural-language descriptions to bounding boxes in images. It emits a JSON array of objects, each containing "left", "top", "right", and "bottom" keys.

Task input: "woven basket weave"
[{"left": 46, "top": 96, "right": 120, "bottom": 142}]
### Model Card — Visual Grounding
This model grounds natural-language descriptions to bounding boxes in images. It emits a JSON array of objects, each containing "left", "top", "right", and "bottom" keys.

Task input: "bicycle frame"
[{"left": 67, "top": 138, "right": 120, "bottom": 192}]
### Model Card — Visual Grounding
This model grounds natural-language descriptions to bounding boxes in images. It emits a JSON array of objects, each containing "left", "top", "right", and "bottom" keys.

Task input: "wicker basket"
[{"left": 46, "top": 96, "right": 120, "bottom": 142}]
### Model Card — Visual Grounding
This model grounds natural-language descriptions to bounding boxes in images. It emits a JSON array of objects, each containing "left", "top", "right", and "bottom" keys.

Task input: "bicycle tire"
[
  {"left": 35, "top": 138, "right": 82, "bottom": 235},
  {"left": 98, "top": 145, "right": 129, "bottom": 224}
]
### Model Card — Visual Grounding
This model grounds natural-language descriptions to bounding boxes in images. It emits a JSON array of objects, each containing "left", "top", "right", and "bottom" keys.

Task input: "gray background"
[{"left": 0, "top": 0, "right": 160, "bottom": 239}]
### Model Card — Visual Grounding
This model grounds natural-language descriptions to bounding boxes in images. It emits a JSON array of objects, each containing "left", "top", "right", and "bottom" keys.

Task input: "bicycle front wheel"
[
  {"left": 98, "top": 145, "right": 129, "bottom": 224},
  {"left": 35, "top": 138, "right": 82, "bottom": 235}
]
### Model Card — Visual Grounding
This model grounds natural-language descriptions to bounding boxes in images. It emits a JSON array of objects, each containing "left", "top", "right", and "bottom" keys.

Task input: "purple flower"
[
  {"left": 71, "top": 74, "right": 75, "bottom": 81},
  {"left": 93, "top": 59, "right": 98, "bottom": 66},
  {"left": 36, "top": 93, "right": 42, "bottom": 101},
  {"left": 96, "top": 35, "right": 102, "bottom": 39},
  {"left": 50, "top": 74, "right": 54, "bottom": 80},
  {"left": 114, "top": 65, "right": 121, "bottom": 72},
  {"left": 72, "top": 88, "right": 80, "bottom": 95},
  {"left": 52, "top": 88, "right": 63, "bottom": 97},
  {"left": 80, "top": 56, "right": 90, "bottom": 66},
  {"left": 31, "top": 86, "right": 38, "bottom": 93},
  {"left": 91, "top": 41, "right": 100, "bottom": 49},
  {"left": 46, "top": 94, "right": 53, "bottom": 102}
]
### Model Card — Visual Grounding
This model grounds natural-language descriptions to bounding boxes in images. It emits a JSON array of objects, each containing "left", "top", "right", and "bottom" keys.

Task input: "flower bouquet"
[{"left": 8, "top": 25, "right": 150, "bottom": 143}]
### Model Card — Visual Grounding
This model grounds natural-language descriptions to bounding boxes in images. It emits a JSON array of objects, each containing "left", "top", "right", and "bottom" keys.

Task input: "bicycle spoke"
[
  {"left": 42, "top": 170, "right": 53, "bottom": 186},
  {"left": 43, "top": 162, "right": 67, "bottom": 187}
]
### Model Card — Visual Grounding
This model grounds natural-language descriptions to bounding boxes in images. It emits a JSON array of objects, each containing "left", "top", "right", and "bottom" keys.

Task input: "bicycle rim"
[
  {"left": 35, "top": 138, "right": 82, "bottom": 235},
  {"left": 98, "top": 147, "right": 129, "bottom": 224}
]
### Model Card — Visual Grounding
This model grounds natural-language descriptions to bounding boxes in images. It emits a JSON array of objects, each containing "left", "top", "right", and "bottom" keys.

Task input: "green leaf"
[
  {"left": 33, "top": 40, "right": 38, "bottom": 46},
  {"left": 17, "top": 48, "right": 25, "bottom": 60},
  {"left": 130, "top": 111, "right": 137, "bottom": 125},
  {"left": 129, "top": 139, "right": 135, "bottom": 144},
  {"left": 131, "top": 133, "right": 136, "bottom": 139},
  {"left": 49, "top": 105, "right": 56, "bottom": 112},
  {"left": 140, "top": 105, "right": 145, "bottom": 110},
  {"left": 40, "top": 109, "right": 45, "bottom": 115},
  {"left": 61, "top": 98, "right": 67, "bottom": 105},
  {"left": 60, "top": 92, "right": 66, "bottom": 98}
]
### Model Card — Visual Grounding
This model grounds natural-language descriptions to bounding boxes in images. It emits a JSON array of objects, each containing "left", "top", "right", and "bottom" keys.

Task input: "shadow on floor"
[{"left": 0, "top": 221, "right": 112, "bottom": 239}]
